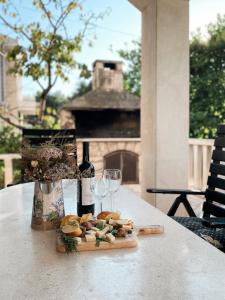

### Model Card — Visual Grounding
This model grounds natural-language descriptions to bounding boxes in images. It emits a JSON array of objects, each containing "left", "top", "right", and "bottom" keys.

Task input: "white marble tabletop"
[{"left": 0, "top": 181, "right": 225, "bottom": 300}]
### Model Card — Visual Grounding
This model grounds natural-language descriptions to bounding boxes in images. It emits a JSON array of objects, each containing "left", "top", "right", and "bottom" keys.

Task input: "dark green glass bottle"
[{"left": 77, "top": 142, "right": 95, "bottom": 216}]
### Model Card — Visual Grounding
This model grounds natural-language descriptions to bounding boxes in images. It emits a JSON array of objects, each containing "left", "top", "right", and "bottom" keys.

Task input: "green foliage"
[
  {"left": 190, "top": 15, "right": 225, "bottom": 138},
  {"left": 0, "top": 126, "right": 21, "bottom": 153},
  {"left": 69, "top": 80, "right": 92, "bottom": 100},
  {"left": 118, "top": 40, "right": 141, "bottom": 97},
  {"left": 42, "top": 107, "right": 61, "bottom": 129},
  {"left": 41, "top": 91, "right": 67, "bottom": 110},
  {"left": 29, "top": 91, "right": 66, "bottom": 128},
  {"left": 60, "top": 231, "right": 78, "bottom": 253},
  {"left": 1, "top": 1, "right": 91, "bottom": 82},
  {"left": 0, "top": 0, "right": 102, "bottom": 120},
  {"left": 0, "top": 164, "right": 4, "bottom": 189},
  {"left": 25, "top": 107, "right": 60, "bottom": 129},
  {"left": 117, "top": 15, "right": 225, "bottom": 138},
  {"left": 0, "top": 126, "right": 22, "bottom": 188}
]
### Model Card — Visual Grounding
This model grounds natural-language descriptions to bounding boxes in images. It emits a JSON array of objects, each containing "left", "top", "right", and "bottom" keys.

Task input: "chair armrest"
[
  {"left": 146, "top": 188, "right": 205, "bottom": 195},
  {"left": 202, "top": 218, "right": 225, "bottom": 228}
]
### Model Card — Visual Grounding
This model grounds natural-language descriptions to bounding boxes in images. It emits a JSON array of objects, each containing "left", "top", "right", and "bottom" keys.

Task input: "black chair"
[
  {"left": 8, "top": 129, "right": 76, "bottom": 185},
  {"left": 147, "top": 124, "right": 225, "bottom": 251}
]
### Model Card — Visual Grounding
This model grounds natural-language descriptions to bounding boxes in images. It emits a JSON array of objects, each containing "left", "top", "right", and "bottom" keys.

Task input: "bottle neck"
[{"left": 82, "top": 142, "right": 89, "bottom": 162}]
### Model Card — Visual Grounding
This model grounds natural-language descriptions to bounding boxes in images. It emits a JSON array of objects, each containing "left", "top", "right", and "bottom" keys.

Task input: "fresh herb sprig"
[
  {"left": 111, "top": 229, "right": 118, "bottom": 236},
  {"left": 95, "top": 237, "right": 105, "bottom": 247},
  {"left": 60, "top": 231, "right": 78, "bottom": 253}
]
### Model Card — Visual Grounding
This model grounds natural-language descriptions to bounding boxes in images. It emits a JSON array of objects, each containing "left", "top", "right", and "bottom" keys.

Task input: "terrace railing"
[
  {"left": 189, "top": 138, "right": 214, "bottom": 190},
  {"left": 0, "top": 138, "right": 215, "bottom": 189},
  {"left": 0, "top": 154, "right": 21, "bottom": 187}
]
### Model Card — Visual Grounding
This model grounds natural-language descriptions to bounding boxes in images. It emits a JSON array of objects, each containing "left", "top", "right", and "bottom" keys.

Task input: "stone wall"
[{"left": 77, "top": 138, "right": 141, "bottom": 194}]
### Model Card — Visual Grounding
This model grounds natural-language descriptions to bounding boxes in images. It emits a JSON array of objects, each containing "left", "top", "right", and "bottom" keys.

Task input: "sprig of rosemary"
[
  {"left": 111, "top": 229, "right": 117, "bottom": 236},
  {"left": 60, "top": 231, "right": 78, "bottom": 253},
  {"left": 95, "top": 237, "right": 104, "bottom": 247}
]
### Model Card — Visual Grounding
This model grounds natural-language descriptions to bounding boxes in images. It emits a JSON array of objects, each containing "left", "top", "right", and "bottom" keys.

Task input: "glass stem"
[
  {"left": 110, "top": 192, "right": 114, "bottom": 211},
  {"left": 98, "top": 197, "right": 102, "bottom": 215},
  {"left": 100, "top": 200, "right": 103, "bottom": 212}
]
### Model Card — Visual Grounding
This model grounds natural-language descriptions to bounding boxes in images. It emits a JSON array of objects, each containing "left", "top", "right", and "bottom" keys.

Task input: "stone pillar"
[{"left": 129, "top": 0, "right": 189, "bottom": 213}]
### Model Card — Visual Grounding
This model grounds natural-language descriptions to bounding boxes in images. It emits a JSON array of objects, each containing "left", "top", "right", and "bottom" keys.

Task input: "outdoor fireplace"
[{"left": 60, "top": 60, "right": 141, "bottom": 192}]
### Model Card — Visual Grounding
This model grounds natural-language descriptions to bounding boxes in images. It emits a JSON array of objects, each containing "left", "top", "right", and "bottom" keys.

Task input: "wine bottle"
[{"left": 77, "top": 142, "right": 95, "bottom": 216}]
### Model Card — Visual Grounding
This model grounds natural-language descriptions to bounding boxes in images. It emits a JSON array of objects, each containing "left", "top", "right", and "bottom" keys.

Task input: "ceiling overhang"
[
  {"left": 129, "top": 0, "right": 189, "bottom": 11},
  {"left": 128, "top": 0, "right": 150, "bottom": 12}
]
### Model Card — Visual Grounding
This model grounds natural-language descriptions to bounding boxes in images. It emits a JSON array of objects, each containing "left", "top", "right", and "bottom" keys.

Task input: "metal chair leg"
[
  {"left": 182, "top": 195, "right": 196, "bottom": 217},
  {"left": 168, "top": 195, "right": 182, "bottom": 216},
  {"left": 167, "top": 194, "right": 196, "bottom": 217}
]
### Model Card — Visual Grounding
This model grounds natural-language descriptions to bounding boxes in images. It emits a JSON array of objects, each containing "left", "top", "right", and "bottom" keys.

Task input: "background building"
[
  {"left": 60, "top": 60, "right": 141, "bottom": 193},
  {"left": 0, "top": 36, "right": 37, "bottom": 127}
]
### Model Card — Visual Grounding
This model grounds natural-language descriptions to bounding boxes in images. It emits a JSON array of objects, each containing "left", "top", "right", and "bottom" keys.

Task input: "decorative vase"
[{"left": 31, "top": 180, "right": 65, "bottom": 230}]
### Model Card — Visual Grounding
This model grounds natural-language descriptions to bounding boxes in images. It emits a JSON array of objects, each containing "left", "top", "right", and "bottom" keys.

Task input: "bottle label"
[{"left": 82, "top": 178, "right": 94, "bottom": 206}]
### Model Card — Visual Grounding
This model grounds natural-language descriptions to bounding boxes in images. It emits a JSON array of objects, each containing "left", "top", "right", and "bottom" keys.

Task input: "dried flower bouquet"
[{"left": 22, "top": 141, "right": 79, "bottom": 182}]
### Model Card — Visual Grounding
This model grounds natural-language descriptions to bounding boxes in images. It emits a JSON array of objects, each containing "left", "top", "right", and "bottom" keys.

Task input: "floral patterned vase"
[{"left": 31, "top": 180, "right": 65, "bottom": 230}]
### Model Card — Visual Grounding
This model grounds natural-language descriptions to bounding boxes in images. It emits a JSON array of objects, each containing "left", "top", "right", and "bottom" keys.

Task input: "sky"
[{"left": 1, "top": 0, "right": 225, "bottom": 98}]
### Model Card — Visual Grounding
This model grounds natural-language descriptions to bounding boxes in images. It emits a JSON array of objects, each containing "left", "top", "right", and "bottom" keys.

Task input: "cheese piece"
[
  {"left": 108, "top": 225, "right": 113, "bottom": 231},
  {"left": 102, "top": 225, "right": 110, "bottom": 234},
  {"left": 96, "top": 231, "right": 105, "bottom": 238},
  {"left": 96, "top": 225, "right": 110, "bottom": 238},
  {"left": 74, "top": 237, "right": 82, "bottom": 244},
  {"left": 105, "top": 233, "right": 115, "bottom": 243},
  {"left": 85, "top": 230, "right": 97, "bottom": 236},
  {"left": 85, "top": 234, "right": 96, "bottom": 242},
  {"left": 91, "top": 227, "right": 100, "bottom": 232},
  {"left": 95, "top": 219, "right": 106, "bottom": 226},
  {"left": 108, "top": 219, "right": 116, "bottom": 225},
  {"left": 116, "top": 219, "right": 133, "bottom": 225}
]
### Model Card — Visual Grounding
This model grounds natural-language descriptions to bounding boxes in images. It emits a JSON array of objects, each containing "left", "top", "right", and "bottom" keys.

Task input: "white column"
[{"left": 129, "top": 0, "right": 189, "bottom": 213}]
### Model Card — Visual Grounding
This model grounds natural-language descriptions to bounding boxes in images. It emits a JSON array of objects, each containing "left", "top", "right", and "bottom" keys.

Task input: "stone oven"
[
  {"left": 60, "top": 60, "right": 141, "bottom": 192},
  {"left": 60, "top": 60, "right": 140, "bottom": 138}
]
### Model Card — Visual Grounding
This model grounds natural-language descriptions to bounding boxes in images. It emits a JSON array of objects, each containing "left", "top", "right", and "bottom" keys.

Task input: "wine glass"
[
  {"left": 103, "top": 169, "right": 122, "bottom": 211},
  {"left": 90, "top": 173, "right": 109, "bottom": 215}
]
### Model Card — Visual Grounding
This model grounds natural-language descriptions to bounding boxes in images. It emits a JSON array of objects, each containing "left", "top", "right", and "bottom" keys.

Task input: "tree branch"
[
  {"left": 58, "top": 0, "right": 69, "bottom": 39},
  {"left": 0, "top": 15, "right": 32, "bottom": 43},
  {"left": 39, "top": 0, "right": 56, "bottom": 30},
  {"left": 51, "top": 75, "right": 58, "bottom": 88},
  {"left": 36, "top": 80, "right": 45, "bottom": 91},
  {"left": 47, "top": 60, "right": 52, "bottom": 89},
  {"left": 55, "top": 3, "right": 75, "bottom": 30},
  {"left": 0, "top": 114, "right": 25, "bottom": 130}
]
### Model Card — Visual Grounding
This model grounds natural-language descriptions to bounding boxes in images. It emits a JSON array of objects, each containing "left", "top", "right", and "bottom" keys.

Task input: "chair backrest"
[
  {"left": 21, "top": 129, "right": 77, "bottom": 182},
  {"left": 203, "top": 124, "right": 225, "bottom": 217}
]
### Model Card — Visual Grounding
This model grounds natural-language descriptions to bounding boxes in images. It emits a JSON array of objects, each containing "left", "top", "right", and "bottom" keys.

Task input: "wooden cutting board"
[
  {"left": 56, "top": 234, "right": 138, "bottom": 253},
  {"left": 56, "top": 225, "right": 164, "bottom": 253}
]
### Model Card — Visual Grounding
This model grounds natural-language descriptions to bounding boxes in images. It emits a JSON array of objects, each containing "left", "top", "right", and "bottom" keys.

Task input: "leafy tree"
[
  {"left": 0, "top": 126, "right": 21, "bottom": 153},
  {"left": 0, "top": 126, "right": 22, "bottom": 188},
  {"left": 36, "top": 91, "right": 67, "bottom": 110},
  {"left": 190, "top": 15, "right": 225, "bottom": 138},
  {"left": 69, "top": 80, "right": 92, "bottom": 100},
  {"left": 118, "top": 40, "right": 141, "bottom": 97},
  {"left": 0, "top": 0, "right": 100, "bottom": 124},
  {"left": 118, "top": 15, "right": 225, "bottom": 138}
]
